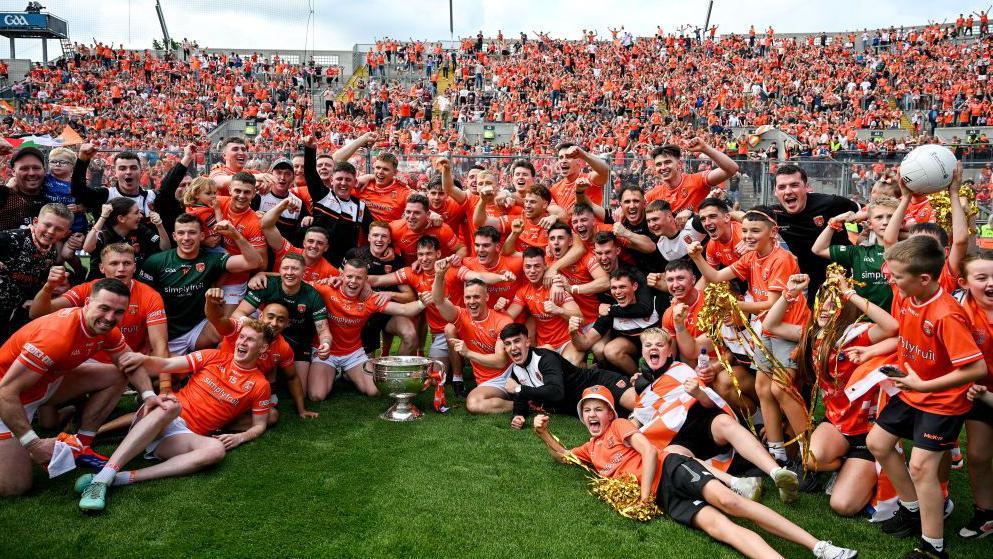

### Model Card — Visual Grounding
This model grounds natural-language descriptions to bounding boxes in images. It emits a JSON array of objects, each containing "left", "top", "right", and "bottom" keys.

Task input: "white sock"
[
  {"left": 92, "top": 462, "right": 120, "bottom": 485},
  {"left": 922, "top": 535, "right": 943, "bottom": 551},
  {"left": 768, "top": 442, "right": 787, "bottom": 462},
  {"left": 112, "top": 471, "right": 135, "bottom": 486},
  {"left": 452, "top": 374, "right": 463, "bottom": 382},
  {"left": 900, "top": 499, "right": 920, "bottom": 512}
]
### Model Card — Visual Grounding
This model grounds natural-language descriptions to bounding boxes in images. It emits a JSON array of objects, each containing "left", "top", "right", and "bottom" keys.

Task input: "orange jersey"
[
  {"left": 570, "top": 418, "right": 663, "bottom": 493},
  {"left": 550, "top": 173, "right": 604, "bottom": 211},
  {"left": 661, "top": 290, "right": 705, "bottom": 339},
  {"left": 555, "top": 252, "right": 604, "bottom": 323},
  {"left": 820, "top": 324, "right": 878, "bottom": 435},
  {"left": 0, "top": 308, "right": 126, "bottom": 403},
  {"left": 895, "top": 288, "right": 983, "bottom": 415},
  {"left": 63, "top": 279, "right": 166, "bottom": 361},
  {"left": 184, "top": 205, "right": 218, "bottom": 235},
  {"left": 217, "top": 197, "right": 266, "bottom": 284},
  {"left": 497, "top": 215, "right": 549, "bottom": 251},
  {"left": 313, "top": 284, "right": 388, "bottom": 354},
  {"left": 646, "top": 171, "right": 711, "bottom": 213},
  {"left": 957, "top": 291, "right": 993, "bottom": 390},
  {"left": 454, "top": 306, "right": 512, "bottom": 383},
  {"left": 394, "top": 266, "right": 457, "bottom": 333},
  {"left": 389, "top": 219, "right": 462, "bottom": 264},
  {"left": 729, "top": 246, "right": 810, "bottom": 328},
  {"left": 512, "top": 281, "right": 574, "bottom": 347},
  {"left": 904, "top": 195, "right": 935, "bottom": 226},
  {"left": 455, "top": 255, "right": 524, "bottom": 308},
  {"left": 273, "top": 239, "right": 339, "bottom": 282},
  {"left": 704, "top": 223, "right": 743, "bottom": 268},
  {"left": 358, "top": 179, "right": 412, "bottom": 222},
  {"left": 218, "top": 319, "right": 294, "bottom": 382},
  {"left": 176, "top": 349, "right": 272, "bottom": 435}
]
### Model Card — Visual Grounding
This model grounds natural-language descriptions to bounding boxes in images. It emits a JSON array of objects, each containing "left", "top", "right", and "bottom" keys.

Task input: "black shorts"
[
  {"left": 875, "top": 396, "right": 965, "bottom": 451},
  {"left": 283, "top": 335, "right": 312, "bottom": 362},
  {"left": 842, "top": 432, "right": 874, "bottom": 462},
  {"left": 361, "top": 313, "right": 392, "bottom": 354},
  {"left": 655, "top": 453, "right": 718, "bottom": 527},
  {"left": 560, "top": 370, "right": 631, "bottom": 416},
  {"left": 670, "top": 405, "right": 733, "bottom": 461},
  {"left": 966, "top": 398, "right": 993, "bottom": 426}
]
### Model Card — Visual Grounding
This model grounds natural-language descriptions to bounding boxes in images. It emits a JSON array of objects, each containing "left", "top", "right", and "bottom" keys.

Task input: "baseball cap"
[
  {"left": 576, "top": 385, "right": 616, "bottom": 416},
  {"left": 10, "top": 146, "right": 45, "bottom": 168},
  {"left": 269, "top": 158, "right": 293, "bottom": 171}
]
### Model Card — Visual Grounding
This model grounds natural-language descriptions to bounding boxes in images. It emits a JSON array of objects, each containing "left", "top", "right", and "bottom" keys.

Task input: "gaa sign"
[{"left": 0, "top": 12, "right": 47, "bottom": 30}]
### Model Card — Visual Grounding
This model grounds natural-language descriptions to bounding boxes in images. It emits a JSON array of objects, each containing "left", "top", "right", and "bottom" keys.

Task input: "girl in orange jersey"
[
  {"left": 764, "top": 273, "right": 899, "bottom": 517},
  {"left": 688, "top": 208, "right": 810, "bottom": 465},
  {"left": 955, "top": 251, "right": 993, "bottom": 539}
]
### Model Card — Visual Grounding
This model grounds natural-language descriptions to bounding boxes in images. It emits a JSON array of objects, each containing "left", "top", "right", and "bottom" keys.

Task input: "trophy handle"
[
  {"left": 429, "top": 359, "right": 447, "bottom": 385},
  {"left": 363, "top": 361, "right": 375, "bottom": 376}
]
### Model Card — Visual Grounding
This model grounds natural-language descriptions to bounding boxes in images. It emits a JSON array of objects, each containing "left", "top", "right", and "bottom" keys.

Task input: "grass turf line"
[{"left": 1, "top": 388, "right": 989, "bottom": 559}]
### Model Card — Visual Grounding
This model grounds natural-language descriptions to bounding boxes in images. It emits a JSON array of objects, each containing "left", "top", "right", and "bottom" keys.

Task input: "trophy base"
[{"left": 379, "top": 396, "right": 423, "bottom": 422}]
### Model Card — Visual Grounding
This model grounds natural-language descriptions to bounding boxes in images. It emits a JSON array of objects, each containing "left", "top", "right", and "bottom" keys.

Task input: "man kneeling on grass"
[
  {"left": 533, "top": 387, "right": 859, "bottom": 559},
  {"left": 75, "top": 319, "right": 274, "bottom": 512}
]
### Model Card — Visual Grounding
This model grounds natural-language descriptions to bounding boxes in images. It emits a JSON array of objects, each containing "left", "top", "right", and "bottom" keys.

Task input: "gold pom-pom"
[{"left": 928, "top": 184, "right": 979, "bottom": 236}]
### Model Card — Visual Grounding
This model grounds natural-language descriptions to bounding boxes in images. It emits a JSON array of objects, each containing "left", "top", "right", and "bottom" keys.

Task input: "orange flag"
[{"left": 57, "top": 125, "right": 84, "bottom": 146}]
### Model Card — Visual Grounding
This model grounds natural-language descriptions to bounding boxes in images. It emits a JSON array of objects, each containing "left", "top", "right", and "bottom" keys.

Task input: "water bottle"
[{"left": 696, "top": 349, "right": 710, "bottom": 372}]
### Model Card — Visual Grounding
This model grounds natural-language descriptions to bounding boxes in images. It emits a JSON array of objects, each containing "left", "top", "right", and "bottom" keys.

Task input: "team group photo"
[{"left": 1, "top": 1, "right": 992, "bottom": 558}]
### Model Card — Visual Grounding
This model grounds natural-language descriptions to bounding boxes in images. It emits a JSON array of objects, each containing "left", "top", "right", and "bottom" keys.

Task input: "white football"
[{"left": 898, "top": 144, "right": 958, "bottom": 194}]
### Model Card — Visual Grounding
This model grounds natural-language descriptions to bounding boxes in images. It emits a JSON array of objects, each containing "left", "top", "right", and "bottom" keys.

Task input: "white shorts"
[
  {"left": 222, "top": 282, "right": 248, "bottom": 305},
  {"left": 428, "top": 332, "right": 449, "bottom": 358},
  {"left": 168, "top": 318, "right": 210, "bottom": 356},
  {"left": 0, "top": 377, "right": 64, "bottom": 439},
  {"left": 477, "top": 367, "right": 512, "bottom": 395},
  {"left": 144, "top": 416, "right": 195, "bottom": 459},
  {"left": 311, "top": 347, "right": 368, "bottom": 372}
]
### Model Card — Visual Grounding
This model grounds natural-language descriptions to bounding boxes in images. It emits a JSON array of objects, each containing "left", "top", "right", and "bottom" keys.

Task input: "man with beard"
[
  {"left": 0, "top": 147, "right": 50, "bottom": 230},
  {"left": 770, "top": 164, "right": 858, "bottom": 299},
  {"left": 261, "top": 198, "right": 339, "bottom": 283},
  {"left": 0, "top": 203, "right": 73, "bottom": 334},
  {"left": 646, "top": 138, "right": 739, "bottom": 213},
  {"left": 0, "top": 278, "right": 162, "bottom": 497},
  {"left": 303, "top": 135, "right": 372, "bottom": 264},
  {"left": 72, "top": 145, "right": 157, "bottom": 220},
  {"left": 499, "top": 323, "right": 636, "bottom": 430},
  {"left": 310, "top": 259, "right": 427, "bottom": 399},
  {"left": 231, "top": 253, "right": 333, "bottom": 399},
  {"left": 333, "top": 132, "right": 411, "bottom": 222}
]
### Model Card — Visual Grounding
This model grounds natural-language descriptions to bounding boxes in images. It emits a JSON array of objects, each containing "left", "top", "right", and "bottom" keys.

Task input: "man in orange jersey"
[
  {"left": 216, "top": 172, "right": 268, "bottom": 311},
  {"left": 261, "top": 197, "right": 339, "bottom": 283},
  {"left": 432, "top": 258, "right": 513, "bottom": 415},
  {"left": 0, "top": 278, "right": 162, "bottom": 497},
  {"left": 506, "top": 247, "right": 585, "bottom": 364},
  {"left": 451, "top": 226, "right": 524, "bottom": 311},
  {"left": 208, "top": 137, "right": 274, "bottom": 196},
  {"left": 646, "top": 138, "right": 738, "bottom": 213},
  {"left": 390, "top": 193, "right": 465, "bottom": 264},
  {"left": 475, "top": 183, "right": 554, "bottom": 254},
  {"left": 309, "top": 259, "right": 427, "bottom": 399},
  {"left": 697, "top": 197, "right": 744, "bottom": 269},
  {"left": 74, "top": 319, "right": 276, "bottom": 512},
  {"left": 206, "top": 289, "right": 317, "bottom": 424},
  {"left": 333, "top": 132, "right": 412, "bottom": 222},
  {"left": 867, "top": 237, "right": 987, "bottom": 558},
  {"left": 546, "top": 223, "right": 610, "bottom": 325},
  {"left": 550, "top": 142, "right": 610, "bottom": 213}
]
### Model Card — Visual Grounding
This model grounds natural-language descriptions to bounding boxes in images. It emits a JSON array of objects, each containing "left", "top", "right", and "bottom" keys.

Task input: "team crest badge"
[
  {"left": 922, "top": 320, "right": 934, "bottom": 336},
  {"left": 129, "top": 304, "right": 138, "bottom": 315},
  {"left": 384, "top": 265, "right": 393, "bottom": 273},
  {"left": 196, "top": 262, "right": 206, "bottom": 272},
  {"left": 297, "top": 304, "right": 306, "bottom": 313},
  {"left": 243, "top": 380, "right": 255, "bottom": 391},
  {"left": 683, "top": 235, "right": 693, "bottom": 244},
  {"left": 813, "top": 216, "right": 825, "bottom": 227}
]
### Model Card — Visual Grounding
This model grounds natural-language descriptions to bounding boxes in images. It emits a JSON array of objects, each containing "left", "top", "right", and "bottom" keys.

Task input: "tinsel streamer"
[
  {"left": 555, "top": 436, "right": 663, "bottom": 521},
  {"left": 928, "top": 184, "right": 979, "bottom": 236},
  {"left": 694, "top": 282, "right": 810, "bottom": 452}
]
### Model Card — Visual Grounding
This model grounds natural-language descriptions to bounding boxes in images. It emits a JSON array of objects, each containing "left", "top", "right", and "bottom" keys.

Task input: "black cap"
[
  {"left": 10, "top": 146, "right": 45, "bottom": 168},
  {"left": 269, "top": 158, "right": 293, "bottom": 171}
]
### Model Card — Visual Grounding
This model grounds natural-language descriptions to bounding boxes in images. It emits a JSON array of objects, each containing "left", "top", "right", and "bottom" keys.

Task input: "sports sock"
[
  {"left": 452, "top": 374, "right": 463, "bottom": 382},
  {"left": 921, "top": 535, "right": 943, "bottom": 552},
  {"left": 900, "top": 499, "right": 920, "bottom": 512},
  {"left": 92, "top": 461, "right": 121, "bottom": 485},
  {"left": 112, "top": 471, "right": 136, "bottom": 486},
  {"left": 76, "top": 430, "right": 96, "bottom": 448},
  {"left": 768, "top": 441, "right": 787, "bottom": 462}
]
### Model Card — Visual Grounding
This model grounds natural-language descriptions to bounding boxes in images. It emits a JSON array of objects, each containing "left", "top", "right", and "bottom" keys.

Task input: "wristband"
[
  {"left": 784, "top": 293, "right": 799, "bottom": 304},
  {"left": 842, "top": 289, "right": 857, "bottom": 301},
  {"left": 829, "top": 221, "right": 844, "bottom": 231},
  {"left": 19, "top": 430, "right": 39, "bottom": 447},
  {"left": 141, "top": 390, "right": 156, "bottom": 401},
  {"left": 570, "top": 285, "right": 578, "bottom": 295}
]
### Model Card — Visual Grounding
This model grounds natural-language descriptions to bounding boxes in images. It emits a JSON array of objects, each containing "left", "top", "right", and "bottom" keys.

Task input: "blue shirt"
[{"left": 44, "top": 173, "right": 87, "bottom": 233}]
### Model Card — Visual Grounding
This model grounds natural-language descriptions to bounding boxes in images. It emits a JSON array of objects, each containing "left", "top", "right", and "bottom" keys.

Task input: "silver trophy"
[{"left": 363, "top": 356, "right": 446, "bottom": 422}]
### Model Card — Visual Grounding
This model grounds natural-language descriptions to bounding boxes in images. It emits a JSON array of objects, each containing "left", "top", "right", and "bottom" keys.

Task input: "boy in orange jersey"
[
  {"left": 74, "top": 319, "right": 276, "bottom": 512},
  {"left": 532, "top": 388, "right": 858, "bottom": 559},
  {"left": 866, "top": 236, "right": 987, "bottom": 559},
  {"left": 647, "top": 139, "right": 738, "bottom": 213}
]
